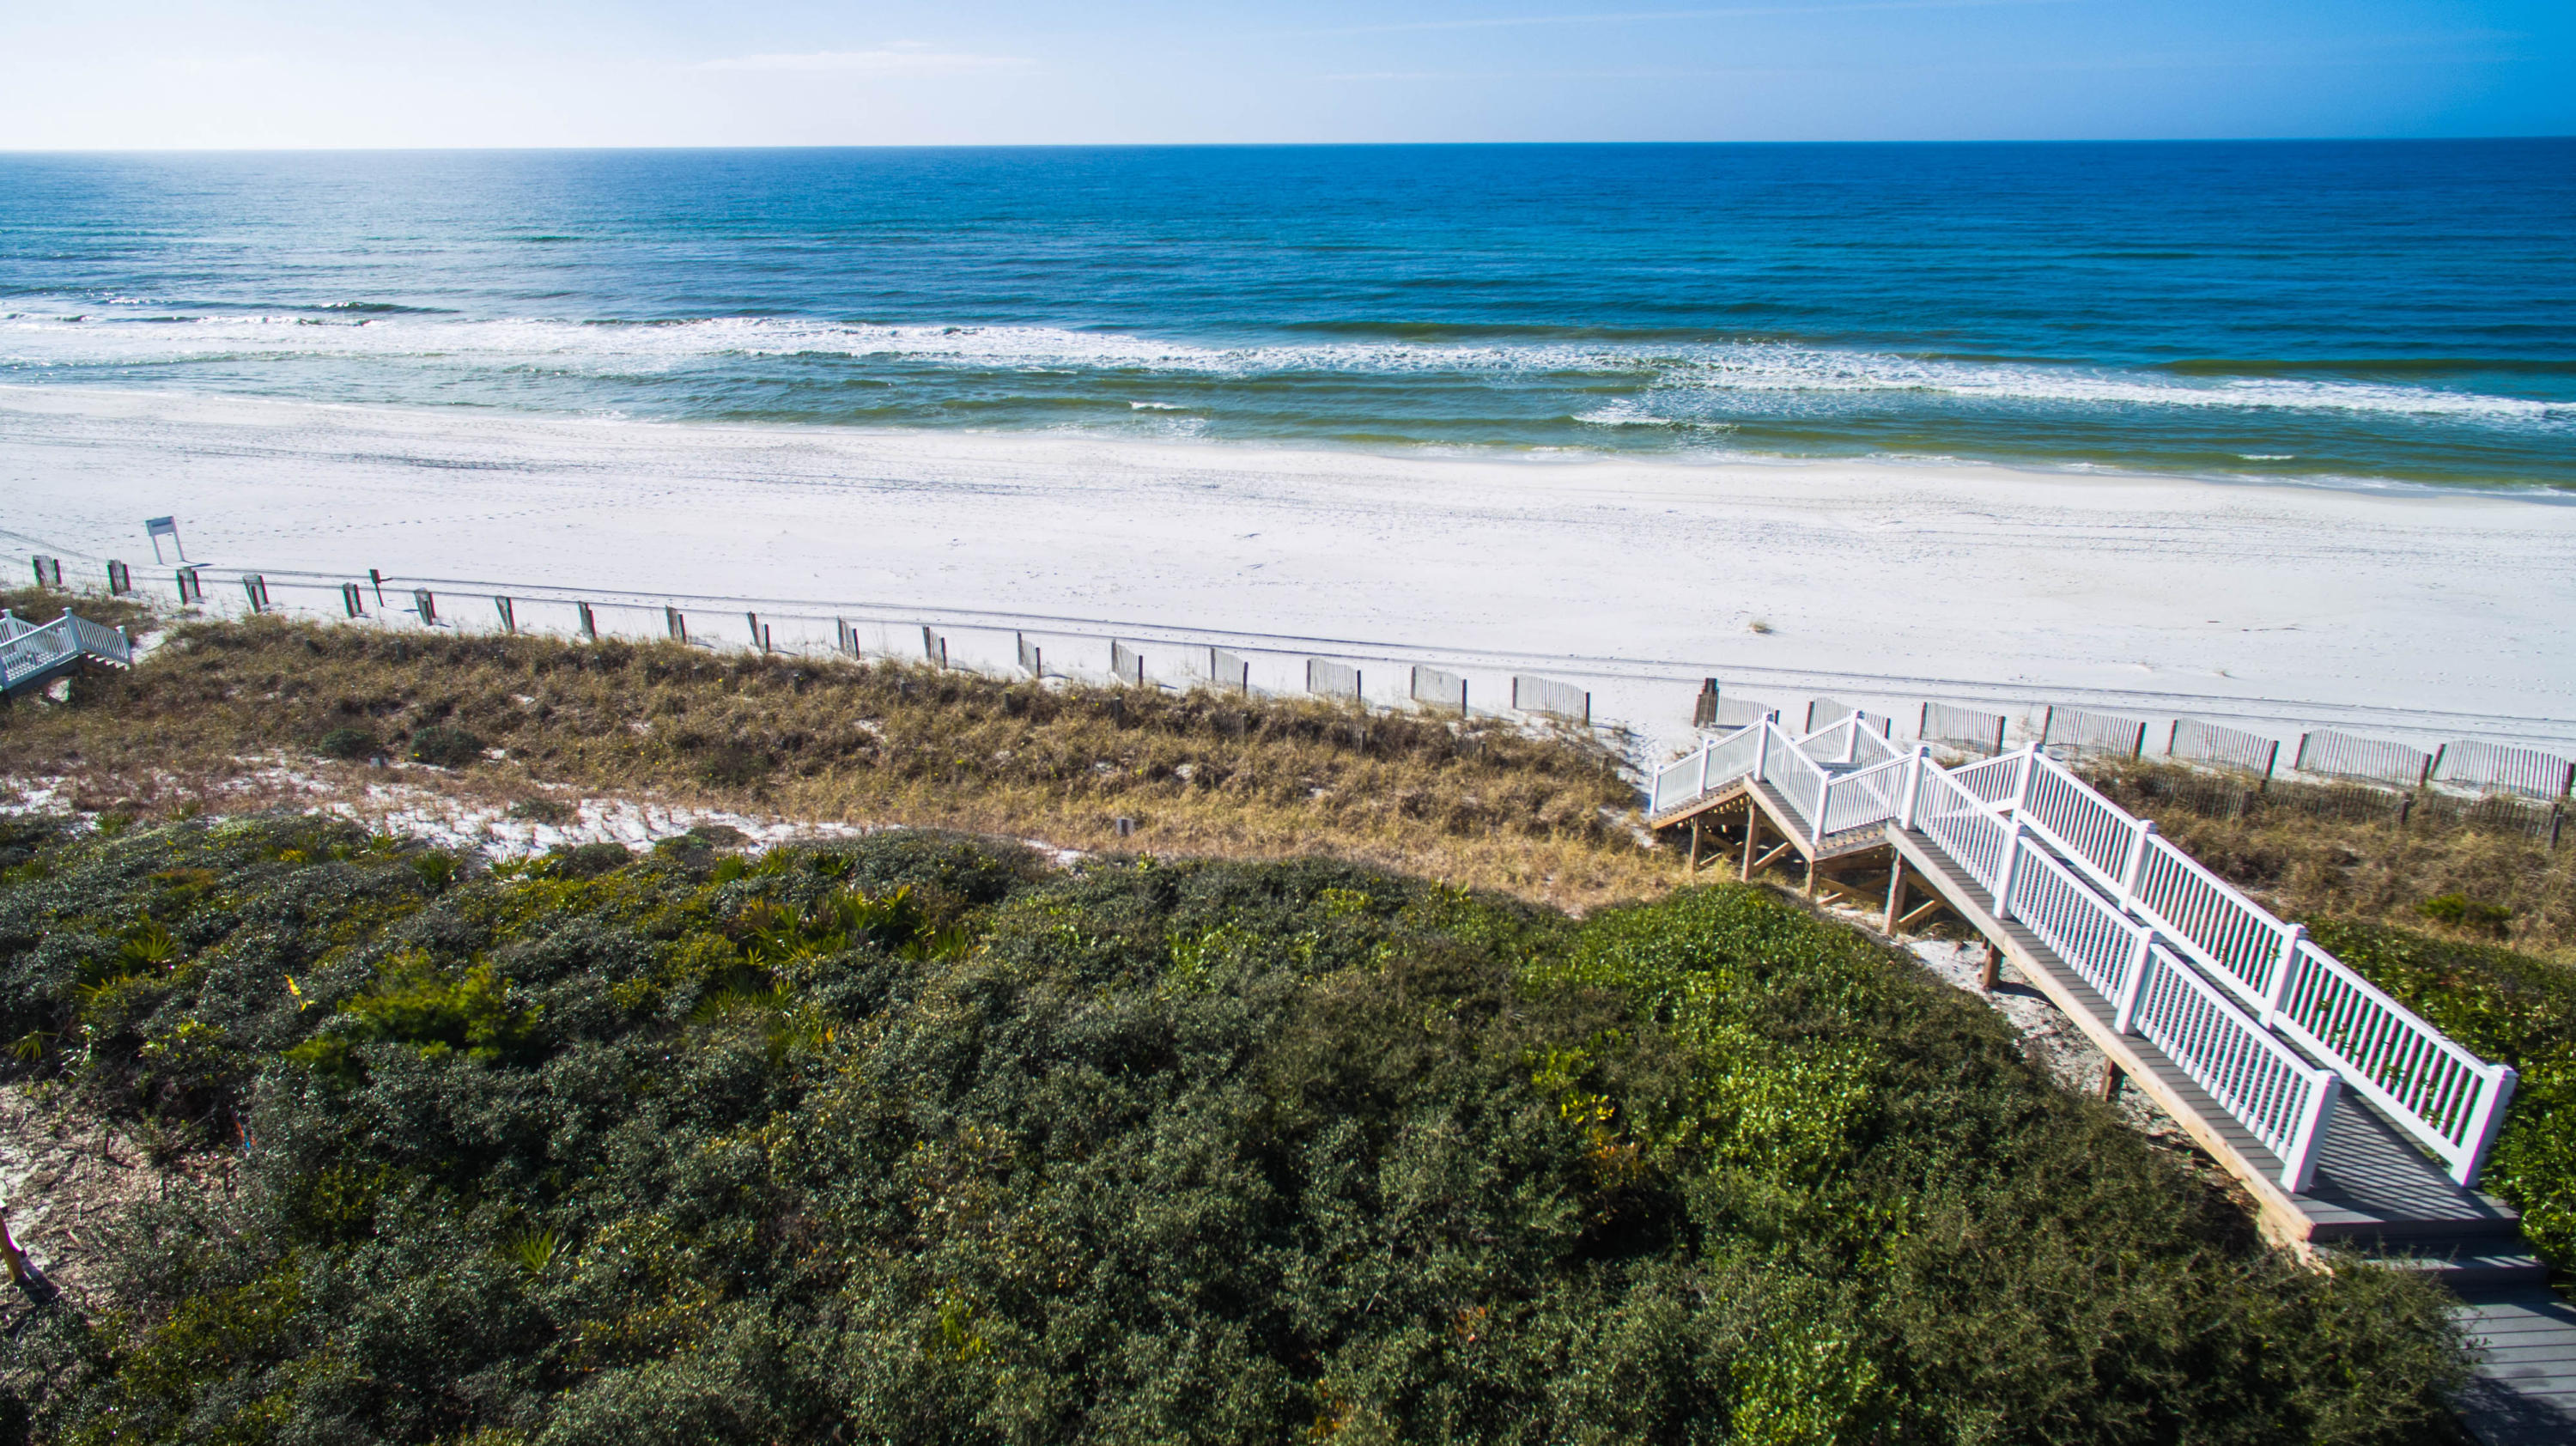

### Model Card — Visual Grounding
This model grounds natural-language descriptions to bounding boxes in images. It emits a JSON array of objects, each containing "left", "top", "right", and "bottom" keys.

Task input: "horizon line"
[{"left": 3, "top": 134, "right": 2574, "bottom": 155}]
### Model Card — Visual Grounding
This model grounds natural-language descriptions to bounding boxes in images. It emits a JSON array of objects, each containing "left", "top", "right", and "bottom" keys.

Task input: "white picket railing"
[
  {"left": 1948, "top": 751, "right": 2025, "bottom": 810},
  {"left": 1795, "top": 712, "right": 1905, "bottom": 769},
  {"left": 1912, "top": 764, "right": 2012, "bottom": 896},
  {"left": 0, "top": 610, "right": 134, "bottom": 693},
  {"left": 1818, "top": 752, "right": 1912, "bottom": 839},
  {"left": 2128, "top": 833, "right": 2296, "bottom": 1007},
  {"left": 0, "top": 617, "right": 78, "bottom": 686},
  {"left": 1765, "top": 724, "right": 1829, "bottom": 835},
  {"left": 65, "top": 614, "right": 133, "bottom": 665},
  {"left": 2273, "top": 939, "right": 2518, "bottom": 1186},
  {"left": 1648, "top": 719, "right": 1765, "bottom": 815},
  {"left": 2003, "top": 841, "right": 2154, "bottom": 1022},
  {"left": 2130, "top": 945, "right": 2342, "bottom": 1192},
  {"left": 1974, "top": 749, "right": 2516, "bottom": 1187},
  {"left": 1643, "top": 714, "right": 2514, "bottom": 1188},
  {"left": 2020, "top": 756, "right": 2142, "bottom": 893}
]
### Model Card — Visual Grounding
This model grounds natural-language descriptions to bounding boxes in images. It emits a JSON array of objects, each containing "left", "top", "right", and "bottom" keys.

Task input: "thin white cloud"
[{"left": 696, "top": 42, "right": 1032, "bottom": 76}]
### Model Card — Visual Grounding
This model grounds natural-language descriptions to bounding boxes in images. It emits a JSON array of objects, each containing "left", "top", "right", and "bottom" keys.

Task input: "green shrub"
[
  {"left": 407, "top": 724, "right": 485, "bottom": 768},
  {"left": 315, "top": 726, "right": 380, "bottom": 762},
  {"left": 0, "top": 820, "right": 2471, "bottom": 1444},
  {"left": 2415, "top": 892, "right": 2514, "bottom": 936}
]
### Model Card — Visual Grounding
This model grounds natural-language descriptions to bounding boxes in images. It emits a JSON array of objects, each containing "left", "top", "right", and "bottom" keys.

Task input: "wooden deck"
[
  {"left": 2452, "top": 1287, "right": 2576, "bottom": 1445},
  {"left": 1647, "top": 750, "right": 2574, "bottom": 1444},
  {"left": 1883, "top": 823, "right": 2568, "bottom": 1446}
]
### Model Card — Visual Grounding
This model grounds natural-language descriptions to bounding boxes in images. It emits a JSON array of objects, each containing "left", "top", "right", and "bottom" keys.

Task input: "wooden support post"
[
  {"left": 2098, "top": 1061, "right": 2125, "bottom": 1103},
  {"left": 1741, "top": 805, "right": 1761, "bottom": 880},
  {"left": 1802, "top": 854, "right": 1817, "bottom": 897},
  {"left": 1686, "top": 817, "right": 1701, "bottom": 878},
  {"left": 1882, "top": 862, "right": 1908, "bottom": 933},
  {"left": 1978, "top": 943, "right": 2001, "bottom": 993}
]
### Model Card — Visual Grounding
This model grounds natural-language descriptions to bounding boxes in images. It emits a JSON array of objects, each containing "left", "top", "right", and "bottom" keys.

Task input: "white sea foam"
[{"left": 0, "top": 309, "right": 2563, "bottom": 426}]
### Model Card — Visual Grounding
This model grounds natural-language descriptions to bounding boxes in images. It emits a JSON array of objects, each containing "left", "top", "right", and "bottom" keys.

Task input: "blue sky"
[{"left": 3, "top": 0, "right": 2567, "bottom": 147}]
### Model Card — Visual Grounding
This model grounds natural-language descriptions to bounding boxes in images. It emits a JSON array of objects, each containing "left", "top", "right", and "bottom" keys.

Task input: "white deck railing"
[
  {"left": 2273, "top": 939, "right": 2518, "bottom": 1187},
  {"left": 1911, "top": 764, "right": 2012, "bottom": 895},
  {"left": 1642, "top": 714, "right": 2512, "bottom": 1187},
  {"left": 2131, "top": 945, "right": 2342, "bottom": 1192},
  {"left": 1649, "top": 719, "right": 1765, "bottom": 814},
  {"left": 1818, "top": 751, "right": 1912, "bottom": 839},
  {"left": 1971, "top": 750, "right": 2515, "bottom": 1187},
  {"left": 2004, "top": 840, "right": 2154, "bottom": 1023},
  {"left": 0, "top": 610, "right": 133, "bottom": 693}
]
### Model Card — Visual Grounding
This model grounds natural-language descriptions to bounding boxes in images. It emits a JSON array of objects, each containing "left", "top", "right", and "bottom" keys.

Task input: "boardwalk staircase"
[
  {"left": 0, "top": 608, "right": 135, "bottom": 700},
  {"left": 1649, "top": 716, "right": 2573, "bottom": 1443}
]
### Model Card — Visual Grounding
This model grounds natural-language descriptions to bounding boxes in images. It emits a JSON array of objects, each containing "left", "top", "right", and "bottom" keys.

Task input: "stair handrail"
[
  {"left": 1982, "top": 750, "right": 2515, "bottom": 1186},
  {"left": 1917, "top": 759, "right": 2341, "bottom": 1189},
  {"left": 1816, "top": 750, "right": 1913, "bottom": 841},
  {"left": 1648, "top": 719, "right": 1767, "bottom": 816},
  {"left": 2272, "top": 938, "right": 2517, "bottom": 1187},
  {"left": 64, "top": 612, "right": 132, "bottom": 665},
  {"left": 1761, "top": 720, "right": 1832, "bottom": 844},
  {"left": 2130, "top": 943, "right": 2342, "bottom": 1192},
  {"left": 0, "top": 616, "right": 76, "bottom": 687}
]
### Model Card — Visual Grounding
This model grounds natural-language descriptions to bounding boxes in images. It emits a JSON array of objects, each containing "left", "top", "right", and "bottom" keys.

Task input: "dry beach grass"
[{"left": 0, "top": 590, "right": 1669, "bottom": 911}]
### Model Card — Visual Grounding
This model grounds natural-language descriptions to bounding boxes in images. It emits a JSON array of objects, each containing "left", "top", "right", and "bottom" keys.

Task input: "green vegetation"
[
  {"left": 0, "top": 815, "right": 2471, "bottom": 1443},
  {"left": 2306, "top": 918, "right": 2576, "bottom": 1279}
]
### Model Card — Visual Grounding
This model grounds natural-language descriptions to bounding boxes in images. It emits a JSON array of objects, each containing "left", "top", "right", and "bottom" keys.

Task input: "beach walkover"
[
  {"left": 1648, "top": 716, "right": 2574, "bottom": 1443},
  {"left": 0, "top": 608, "right": 133, "bottom": 700}
]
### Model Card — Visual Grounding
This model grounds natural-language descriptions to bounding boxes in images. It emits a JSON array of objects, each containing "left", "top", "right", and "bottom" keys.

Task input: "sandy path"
[{"left": 4, "top": 384, "right": 2571, "bottom": 758}]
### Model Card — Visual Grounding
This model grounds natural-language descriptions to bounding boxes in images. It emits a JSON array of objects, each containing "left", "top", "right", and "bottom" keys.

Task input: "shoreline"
[{"left": 6, "top": 383, "right": 2574, "bottom": 756}]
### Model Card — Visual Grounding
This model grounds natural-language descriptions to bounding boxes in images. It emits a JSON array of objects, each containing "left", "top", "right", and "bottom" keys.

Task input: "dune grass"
[
  {"left": 0, "top": 588, "right": 1668, "bottom": 911},
  {"left": 2081, "top": 757, "right": 2576, "bottom": 963}
]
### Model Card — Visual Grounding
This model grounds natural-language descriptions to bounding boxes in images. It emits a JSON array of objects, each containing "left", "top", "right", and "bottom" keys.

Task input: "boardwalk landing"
[{"left": 1653, "top": 759, "right": 2574, "bottom": 1445}]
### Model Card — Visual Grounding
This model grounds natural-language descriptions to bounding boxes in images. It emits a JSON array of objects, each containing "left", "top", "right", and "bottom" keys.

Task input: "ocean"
[{"left": 3, "top": 141, "right": 2571, "bottom": 490}]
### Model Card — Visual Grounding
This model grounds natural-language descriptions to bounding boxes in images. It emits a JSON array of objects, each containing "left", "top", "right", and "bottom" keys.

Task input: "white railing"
[
  {"left": 1949, "top": 750, "right": 2026, "bottom": 810},
  {"left": 2004, "top": 841, "right": 2154, "bottom": 1022},
  {"left": 2128, "top": 833, "right": 2294, "bottom": 1007},
  {"left": 0, "top": 610, "right": 33, "bottom": 641},
  {"left": 1920, "top": 763, "right": 2342, "bottom": 1191},
  {"left": 1766, "top": 725, "right": 1829, "bottom": 836},
  {"left": 2130, "top": 945, "right": 2342, "bottom": 1192},
  {"left": 0, "top": 617, "right": 78, "bottom": 688},
  {"left": 1648, "top": 718, "right": 2513, "bottom": 1187},
  {"left": 2273, "top": 939, "right": 2518, "bottom": 1186},
  {"left": 1818, "top": 751, "right": 1912, "bottom": 839},
  {"left": 1968, "top": 749, "right": 2517, "bottom": 1187},
  {"left": 0, "top": 611, "right": 135, "bottom": 692},
  {"left": 2020, "top": 756, "right": 2142, "bottom": 894},
  {"left": 65, "top": 614, "right": 131, "bottom": 665},
  {"left": 1913, "top": 764, "right": 2011, "bottom": 896},
  {"left": 1648, "top": 720, "right": 1765, "bottom": 815},
  {"left": 1796, "top": 712, "right": 1905, "bottom": 769}
]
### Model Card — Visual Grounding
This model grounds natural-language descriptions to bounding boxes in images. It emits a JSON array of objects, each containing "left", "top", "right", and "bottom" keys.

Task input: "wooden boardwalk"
[
  {"left": 1653, "top": 750, "right": 2573, "bottom": 1446},
  {"left": 1880, "top": 822, "right": 2573, "bottom": 1445}
]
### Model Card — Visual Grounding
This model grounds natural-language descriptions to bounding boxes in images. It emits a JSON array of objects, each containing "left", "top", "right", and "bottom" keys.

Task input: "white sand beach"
[{"left": 3, "top": 384, "right": 2572, "bottom": 759}]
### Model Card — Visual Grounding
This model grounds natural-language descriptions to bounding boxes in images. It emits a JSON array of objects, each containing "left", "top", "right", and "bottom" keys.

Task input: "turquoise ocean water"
[{"left": 2, "top": 142, "right": 2571, "bottom": 489}]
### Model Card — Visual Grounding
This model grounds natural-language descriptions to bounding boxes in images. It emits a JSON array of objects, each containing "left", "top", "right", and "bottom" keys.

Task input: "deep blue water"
[{"left": 3, "top": 142, "right": 2572, "bottom": 488}]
